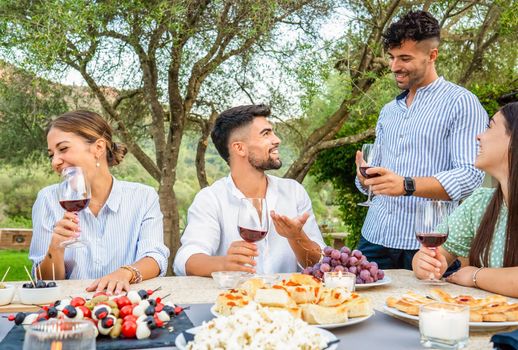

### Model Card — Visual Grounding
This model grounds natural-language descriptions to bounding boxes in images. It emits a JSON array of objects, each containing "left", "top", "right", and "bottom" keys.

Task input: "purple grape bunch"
[{"left": 302, "top": 246, "right": 385, "bottom": 284}]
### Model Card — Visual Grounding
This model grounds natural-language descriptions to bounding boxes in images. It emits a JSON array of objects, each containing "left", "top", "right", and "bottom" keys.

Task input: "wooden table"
[{"left": 1, "top": 269, "right": 515, "bottom": 349}]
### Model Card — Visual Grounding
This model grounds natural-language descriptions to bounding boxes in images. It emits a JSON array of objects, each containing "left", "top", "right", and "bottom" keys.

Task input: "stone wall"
[{"left": 0, "top": 228, "right": 32, "bottom": 250}]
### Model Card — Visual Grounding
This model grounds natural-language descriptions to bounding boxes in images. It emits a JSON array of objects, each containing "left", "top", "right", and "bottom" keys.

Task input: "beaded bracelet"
[
  {"left": 472, "top": 267, "right": 485, "bottom": 288},
  {"left": 121, "top": 265, "right": 143, "bottom": 284}
]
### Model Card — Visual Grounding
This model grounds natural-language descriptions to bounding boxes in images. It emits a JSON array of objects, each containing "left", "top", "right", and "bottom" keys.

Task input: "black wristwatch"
[{"left": 404, "top": 177, "right": 415, "bottom": 196}]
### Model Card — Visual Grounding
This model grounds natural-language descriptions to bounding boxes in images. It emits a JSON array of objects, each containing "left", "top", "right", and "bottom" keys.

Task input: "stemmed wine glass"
[
  {"left": 415, "top": 200, "right": 452, "bottom": 284},
  {"left": 358, "top": 143, "right": 382, "bottom": 206},
  {"left": 237, "top": 198, "right": 269, "bottom": 266},
  {"left": 59, "top": 167, "right": 91, "bottom": 249}
]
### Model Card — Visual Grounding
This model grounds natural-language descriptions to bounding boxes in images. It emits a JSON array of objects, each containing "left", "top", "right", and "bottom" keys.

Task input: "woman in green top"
[{"left": 412, "top": 102, "right": 518, "bottom": 297}]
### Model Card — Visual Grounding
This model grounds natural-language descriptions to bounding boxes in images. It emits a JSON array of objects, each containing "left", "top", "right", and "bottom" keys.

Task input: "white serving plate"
[
  {"left": 355, "top": 276, "right": 392, "bottom": 289},
  {"left": 175, "top": 325, "right": 339, "bottom": 350},
  {"left": 384, "top": 305, "right": 518, "bottom": 332}
]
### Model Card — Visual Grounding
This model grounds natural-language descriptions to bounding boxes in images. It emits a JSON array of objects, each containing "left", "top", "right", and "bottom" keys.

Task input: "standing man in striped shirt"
[{"left": 355, "top": 11, "right": 488, "bottom": 270}]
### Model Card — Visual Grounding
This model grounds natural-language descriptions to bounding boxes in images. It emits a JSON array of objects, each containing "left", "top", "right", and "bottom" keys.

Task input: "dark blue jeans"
[{"left": 357, "top": 236, "right": 460, "bottom": 276}]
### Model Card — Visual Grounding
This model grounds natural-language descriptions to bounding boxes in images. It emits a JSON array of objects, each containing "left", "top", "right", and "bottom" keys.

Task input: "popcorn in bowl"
[{"left": 186, "top": 302, "right": 329, "bottom": 350}]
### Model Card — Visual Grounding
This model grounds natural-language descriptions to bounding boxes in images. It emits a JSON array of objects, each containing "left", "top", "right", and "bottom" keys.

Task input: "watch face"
[{"left": 405, "top": 178, "right": 415, "bottom": 192}]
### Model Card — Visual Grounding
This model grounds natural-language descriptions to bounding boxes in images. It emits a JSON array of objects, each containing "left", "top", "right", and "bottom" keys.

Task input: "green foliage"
[
  {"left": 0, "top": 250, "right": 31, "bottom": 281},
  {"left": 0, "top": 160, "right": 56, "bottom": 224},
  {"left": 470, "top": 83, "right": 518, "bottom": 117},
  {"left": 0, "top": 61, "right": 69, "bottom": 164}
]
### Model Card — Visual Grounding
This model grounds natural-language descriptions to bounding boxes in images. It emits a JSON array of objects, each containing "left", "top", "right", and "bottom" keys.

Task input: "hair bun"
[{"left": 108, "top": 142, "right": 128, "bottom": 166}]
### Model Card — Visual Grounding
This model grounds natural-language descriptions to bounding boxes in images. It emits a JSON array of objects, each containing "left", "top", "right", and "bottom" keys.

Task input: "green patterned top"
[{"left": 442, "top": 187, "right": 508, "bottom": 267}]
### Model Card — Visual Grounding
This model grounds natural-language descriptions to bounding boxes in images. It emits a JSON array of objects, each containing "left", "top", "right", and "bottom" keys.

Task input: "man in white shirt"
[{"left": 173, "top": 104, "right": 325, "bottom": 276}]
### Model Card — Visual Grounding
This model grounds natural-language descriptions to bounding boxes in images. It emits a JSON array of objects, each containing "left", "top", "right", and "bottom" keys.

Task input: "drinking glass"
[
  {"left": 59, "top": 167, "right": 90, "bottom": 248},
  {"left": 358, "top": 143, "right": 381, "bottom": 206},
  {"left": 23, "top": 319, "right": 96, "bottom": 350},
  {"left": 237, "top": 198, "right": 268, "bottom": 268},
  {"left": 415, "top": 200, "right": 452, "bottom": 284},
  {"left": 238, "top": 198, "right": 268, "bottom": 244},
  {"left": 420, "top": 302, "right": 469, "bottom": 349}
]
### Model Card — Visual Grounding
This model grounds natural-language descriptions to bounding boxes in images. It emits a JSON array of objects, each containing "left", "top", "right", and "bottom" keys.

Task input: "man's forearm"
[
  {"left": 185, "top": 254, "right": 224, "bottom": 277},
  {"left": 414, "top": 177, "right": 451, "bottom": 200},
  {"left": 287, "top": 232, "right": 322, "bottom": 268}
]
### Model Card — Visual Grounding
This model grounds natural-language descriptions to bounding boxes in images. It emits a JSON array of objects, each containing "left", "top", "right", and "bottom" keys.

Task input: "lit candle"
[
  {"left": 420, "top": 302, "right": 469, "bottom": 349},
  {"left": 323, "top": 271, "right": 356, "bottom": 291}
]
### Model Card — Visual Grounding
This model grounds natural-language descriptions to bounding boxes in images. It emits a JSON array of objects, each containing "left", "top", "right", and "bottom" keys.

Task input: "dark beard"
[{"left": 249, "top": 154, "right": 282, "bottom": 171}]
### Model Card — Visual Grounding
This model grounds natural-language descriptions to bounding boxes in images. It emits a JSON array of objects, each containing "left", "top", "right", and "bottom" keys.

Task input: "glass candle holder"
[
  {"left": 419, "top": 302, "right": 469, "bottom": 350},
  {"left": 23, "top": 319, "right": 96, "bottom": 350},
  {"left": 324, "top": 271, "right": 356, "bottom": 291}
]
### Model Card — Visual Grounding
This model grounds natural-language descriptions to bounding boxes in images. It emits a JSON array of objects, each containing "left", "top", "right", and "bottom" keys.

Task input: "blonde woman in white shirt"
[{"left": 173, "top": 105, "right": 325, "bottom": 276}]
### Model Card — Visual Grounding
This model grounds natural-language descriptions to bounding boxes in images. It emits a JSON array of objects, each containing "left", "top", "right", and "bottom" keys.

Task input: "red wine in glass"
[
  {"left": 416, "top": 233, "right": 448, "bottom": 248},
  {"left": 359, "top": 166, "right": 381, "bottom": 179},
  {"left": 239, "top": 227, "right": 267, "bottom": 243},
  {"left": 59, "top": 199, "right": 90, "bottom": 212},
  {"left": 59, "top": 167, "right": 91, "bottom": 249}
]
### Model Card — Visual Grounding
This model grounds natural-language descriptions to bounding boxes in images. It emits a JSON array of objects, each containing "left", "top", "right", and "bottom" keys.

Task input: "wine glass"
[
  {"left": 238, "top": 198, "right": 268, "bottom": 243},
  {"left": 415, "top": 200, "right": 452, "bottom": 284},
  {"left": 237, "top": 198, "right": 268, "bottom": 269},
  {"left": 58, "top": 167, "right": 90, "bottom": 249},
  {"left": 358, "top": 143, "right": 381, "bottom": 206}
]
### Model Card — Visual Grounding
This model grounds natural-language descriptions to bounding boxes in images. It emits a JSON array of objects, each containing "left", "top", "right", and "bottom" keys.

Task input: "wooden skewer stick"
[
  {"left": 52, "top": 263, "right": 56, "bottom": 282},
  {"left": 38, "top": 264, "right": 43, "bottom": 281},
  {"left": 1, "top": 266, "right": 11, "bottom": 284},
  {"left": 23, "top": 265, "right": 36, "bottom": 287}
]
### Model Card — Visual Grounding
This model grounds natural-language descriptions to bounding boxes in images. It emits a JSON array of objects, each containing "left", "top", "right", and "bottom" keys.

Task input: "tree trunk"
[
  {"left": 158, "top": 175, "right": 179, "bottom": 276},
  {"left": 195, "top": 110, "right": 218, "bottom": 189},
  {"left": 195, "top": 137, "right": 210, "bottom": 188}
]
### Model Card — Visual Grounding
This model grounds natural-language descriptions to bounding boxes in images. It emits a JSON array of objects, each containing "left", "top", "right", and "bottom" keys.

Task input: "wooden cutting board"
[{"left": 0, "top": 303, "right": 41, "bottom": 313}]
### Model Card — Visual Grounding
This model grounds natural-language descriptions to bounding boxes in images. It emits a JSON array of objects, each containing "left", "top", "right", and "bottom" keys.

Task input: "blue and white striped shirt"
[
  {"left": 30, "top": 178, "right": 170, "bottom": 279},
  {"left": 356, "top": 77, "right": 488, "bottom": 250}
]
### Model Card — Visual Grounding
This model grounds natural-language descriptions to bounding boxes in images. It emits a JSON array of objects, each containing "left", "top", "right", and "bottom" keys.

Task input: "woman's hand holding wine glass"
[
  {"left": 57, "top": 166, "right": 90, "bottom": 249},
  {"left": 414, "top": 200, "right": 452, "bottom": 284},
  {"left": 50, "top": 211, "right": 81, "bottom": 249},
  {"left": 413, "top": 245, "right": 449, "bottom": 280}
]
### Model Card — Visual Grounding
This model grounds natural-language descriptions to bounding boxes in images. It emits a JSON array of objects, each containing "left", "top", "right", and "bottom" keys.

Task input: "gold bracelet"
[
  {"left": 121, "top": 265, "right": 142, "bottom": 284},
  {"left": 472, "top": 267, "right": 485, "bottom": 288}
]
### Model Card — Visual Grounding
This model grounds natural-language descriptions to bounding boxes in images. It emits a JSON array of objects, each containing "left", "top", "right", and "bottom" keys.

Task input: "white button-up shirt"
[{"left": 173, "top": 174, "right": 325, "bottom": 276}]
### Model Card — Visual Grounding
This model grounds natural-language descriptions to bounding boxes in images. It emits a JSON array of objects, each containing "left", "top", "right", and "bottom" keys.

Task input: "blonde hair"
[{"left": 46, "top": 110, "right": 128, "bottom": 166}]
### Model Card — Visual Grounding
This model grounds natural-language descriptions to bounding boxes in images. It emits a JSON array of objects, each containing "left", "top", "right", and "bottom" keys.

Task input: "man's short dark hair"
[
  {"left": 211, "top": 104, "right": 271, "bottom": 164},
  {"left": 383, "top": 11, "right": 440, "bottom": 50}
]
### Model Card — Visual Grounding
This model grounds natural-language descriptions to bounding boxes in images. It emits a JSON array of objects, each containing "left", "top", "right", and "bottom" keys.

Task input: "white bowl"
[
  {"left": 18, "top": 285, "right": 62, "bottom": 305},
  {"left": 248, "top": 274, "right": 281, "bottom": 286},
  {"left": 0, "top": 284, "right": 16, "bottom": 305},
  {"left": 211, "top": 271, "right": 248, "bottom": 289}
]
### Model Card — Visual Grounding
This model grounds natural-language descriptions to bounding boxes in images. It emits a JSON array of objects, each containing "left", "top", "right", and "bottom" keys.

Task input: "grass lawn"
[{"left": 0, "top": 249, "right": 32, "bottom": 282}]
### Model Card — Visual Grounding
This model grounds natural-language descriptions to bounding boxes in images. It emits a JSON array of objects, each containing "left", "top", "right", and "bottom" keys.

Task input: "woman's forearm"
[
  {"left": 132, "top": 256, "right": 161, "bottom": 281},
  {"left": 38, "top": 247, "right": 66, "bottom": 280},
  {"left": 475, "top": 267, "right": 518, "bottom": 298}
]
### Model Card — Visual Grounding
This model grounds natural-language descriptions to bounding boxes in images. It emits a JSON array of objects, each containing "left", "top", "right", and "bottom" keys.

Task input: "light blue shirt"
[
  {"left": 356, "top": 77, "right": 488, "bottom": 250},
  {"left": 30, "top": 178, "right": 169, "bottom": 279}
]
